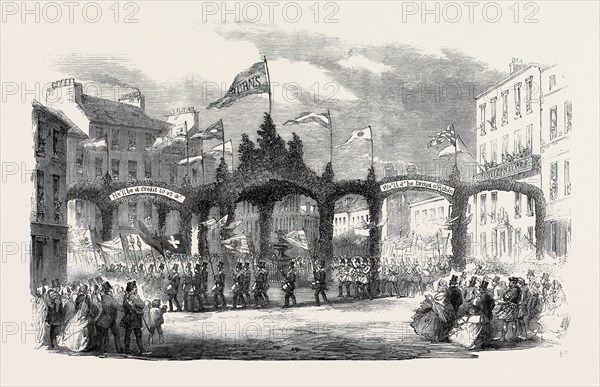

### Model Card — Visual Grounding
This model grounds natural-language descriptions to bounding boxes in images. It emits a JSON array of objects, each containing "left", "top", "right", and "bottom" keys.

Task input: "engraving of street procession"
[{"left": 29, "top": 21, "right": 571, "bottom": 361}]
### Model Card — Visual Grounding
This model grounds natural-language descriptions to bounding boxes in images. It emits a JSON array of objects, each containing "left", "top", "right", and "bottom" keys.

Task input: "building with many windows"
[
  {"left": 30, "top": 100, "right": 70, "bottom": 293},
  {"left": 540, "top": 63, "right": 571, "bottom": 260},
  {"left": 333, "top": 195, "right": 370, "bottom": 237},
  {"left": 45, "top": 78, "right": 216, "bottom": 243}
]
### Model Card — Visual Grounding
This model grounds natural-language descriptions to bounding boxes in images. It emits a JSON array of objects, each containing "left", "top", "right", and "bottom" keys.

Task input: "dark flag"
[{"left": 207, "top": 61, "right": 270, "bottom": 109}]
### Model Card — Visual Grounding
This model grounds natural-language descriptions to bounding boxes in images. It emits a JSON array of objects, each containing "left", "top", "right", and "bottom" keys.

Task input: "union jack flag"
[{"left": 427, "top": 124, "right": 456, "bottom": 148}]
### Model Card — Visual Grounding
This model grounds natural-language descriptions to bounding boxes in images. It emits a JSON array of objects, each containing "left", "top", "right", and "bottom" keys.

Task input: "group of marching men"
[{"left": 335, "top": 256, "right": 450, "bottom": 300}]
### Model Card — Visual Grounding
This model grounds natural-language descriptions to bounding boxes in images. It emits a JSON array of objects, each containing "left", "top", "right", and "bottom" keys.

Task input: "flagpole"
[
  {"left": 221, "top": 119, "right": 225, "bottom": 161},
  {"left": 328, "top": 110, "right": 332, "bottom": 165},
  {"left": 264, "top": 55, "right": 272, "bottom": 116},
  {"left": 185, "top": 121, "right": 190, "bottom": 182},
  {"left": 105, "top": 133, "right": 110, "bottom": 173},
  {"left": 201, "top": 139, "right": 205, "bottom": 184},
  {"left": 452, "top": 123, "right": 458, "bottom": 168},
  {"left": 369, "top": 125, "right": 374, "bottom": 169}
]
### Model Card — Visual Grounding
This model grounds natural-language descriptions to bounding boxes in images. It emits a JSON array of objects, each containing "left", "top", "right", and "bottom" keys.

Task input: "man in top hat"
[
  {"left": 45, "top": 279, "right": 64, "bottom": 349},
  {"left": 517, "top": 278, "right": 531, "bottom": 340},
  {"left": 120, "top": 280, "right": 147, "bottom": 355},
  {"left": 166, "top": 263, "right": 181, "bottom": 312},
  {"left": 280, "top": 261, "right": 297, "bottom": 308},
  {"left": 242, "top": 262, "right": 252, "bottom": 306},
  {"left": 182, "top": 263, "right": 195, "bottom": 312},
  {"left": 474, "top": 280, "right": 496, "bottom": 348},
  {"left": 253, "top": 261, "right": 269, "bottom": 307},
  {"left": 313, "top": 260, "right": 328, "bottom": 306},
  {"left": 158, "top": 263, "right": 166, "bottom": 277},
  {"left": 191, "top": 263, "right": 205, "bottom": 312},
  {"left": 445, "top": 275, "right": 463, "bottom": 314},
  {"left": 464, "top": 276, "right": 479, "bottom": 301},
  {"left": 232, "top": 262, "right": 246, "bottom": 309},
  {"left": 213, "top": 261, "right": 227, "bottom": 308},
  {"left": 95, "top": 281, "right": 123, "bottom": 354},
  {"left": 495, "top": 277, "right": 522, "bottom": 342}
]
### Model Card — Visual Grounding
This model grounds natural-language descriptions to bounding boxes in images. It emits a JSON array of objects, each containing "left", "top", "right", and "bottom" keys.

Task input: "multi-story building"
[
  {"left": 46, "top": 78, "right": 216, "bottom": 242},
  {"left": 540, "top": 63, "right": 571, "bottom": 260},
  {"left": 470, "top": 59, "right": 544, "bottom": 262},
  {"left": 333, "top": 195, "right": 370, "bottom": 237},
  {"left": 30, "top": 100, "right": 70, "bottom": 292}
]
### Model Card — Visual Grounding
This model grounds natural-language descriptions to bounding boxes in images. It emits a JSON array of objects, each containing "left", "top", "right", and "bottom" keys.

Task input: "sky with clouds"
[{"left": 2, "top": 1, "right": 592, "bottom": 180}]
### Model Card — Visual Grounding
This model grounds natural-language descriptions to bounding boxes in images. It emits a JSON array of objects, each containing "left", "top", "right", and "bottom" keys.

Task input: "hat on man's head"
[
  {"left": 172, "top": 263, "right": 179, "bottom": 270},
  {"left": 235, "top": 262, "right": 242, "bottom": 268},
  {"left": 449, "top": 275, "right": 459, "bottom": 285},
  {"left": 469, "top": 276, "right": 478, "bottom": 287},
  {"left": 125, "top": 280, "right": 137, "bottom": 292},
  {"left": 493, "top": 275, "right": 501, "bottom": 284},
  {"left": 320, "top": 260, "right": 326, "bottom": 266},
  {"left": 480, "top": 281, "right": 489, "bottom": 290},
  {"left": 202, "top": 261, "right": 208, "bottom": 266},
  {"left": 158, "top": 263, "right": 165, "bottom": 270},
  {"left": 101, "top": 281, "right": 112, "bottom": 293},
  {"left": 217, "top": 261, "right": 224, "bottom": 267},
  {"left": 195, "top": 263, "right": 202, "bottom": 271},
  {"left": 508, "top": 277, "right": 519, "bottom": 283},
  {"left": 245, "top": 262, "right": 250, "bottom": 267}
]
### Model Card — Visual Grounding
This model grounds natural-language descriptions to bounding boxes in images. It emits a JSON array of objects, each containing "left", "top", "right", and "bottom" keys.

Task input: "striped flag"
[
  {"left": 221, "top": 233, "right": 250, "bottom": 254},
  {"left": 283, "top": 112, "right": 330, "bottom": 129},
  {"left": 427, "top": 124, "right": 456, "bottom": 148}
]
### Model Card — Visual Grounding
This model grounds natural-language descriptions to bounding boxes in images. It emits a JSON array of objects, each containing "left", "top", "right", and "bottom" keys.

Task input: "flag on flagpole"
[
  {"left": 212, "top": 215, "right": 228, "bottom": 229},
  {"left": 335, "top": 126, "right": 372, "bottom": 148},
  {"left": 283, "top": 230, "right": 309, "bottom": 250},
  {"left": 201, "top": 218, "right": 217, "bottom": 228},
  {"left": 208, "top": 61, "right": 270, "bottom": 109},
  {"left": 81, "top": 136, "right": 107, "bottom": 150},
  {"left": 221, "top": 233, "right": 250, "bottom": 254},
  {"left": 190, "top": 120, "right": 224, "bottom": 140},
  {"left": 283, "top": 112, "right": 330, "bottom": 129},
  {"left": 435, "top": 141, "right": 465, "bottom": 159},
  {"left": 207, "top": 140, "right": 233, "bottom": 155},
  {"left": 223, "top": 220, "right": 242, "bottom": 230},
  {"left": 427, "top": 124, "right": 456, "bottom": 148}
]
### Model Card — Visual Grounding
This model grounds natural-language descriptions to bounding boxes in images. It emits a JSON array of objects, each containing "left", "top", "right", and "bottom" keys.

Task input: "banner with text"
[
  {"left": 380, "top": 180, "right": 455, "bottom": 196},
  {"left": 109, "top": 186, "right": 186, "bottom": 203}
]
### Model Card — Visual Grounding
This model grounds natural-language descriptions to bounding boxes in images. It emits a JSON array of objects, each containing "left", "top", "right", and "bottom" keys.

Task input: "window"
[
  {"left": 128, "top": 202, "right": 137, "bottom": 227},
  {"left": 514, "top": 130, "right": 522, "bottom": 155},
  {"left": 110, "top": 159, "right": 120, "bottom": 180},
  {"left": 128, "top": 131, "right": 137, "bottom": 151},
  {"left": 502, "top": 135, "right": 509, "bottom": 161},
  {"left": 490, "top": 97, "right": 497, "bottom": 129},
  {"left": 144, "top": 161, "right": 152, "bottom": 179},
  {"left": 144, "top": 202, "right": 153, "bottom": 227},
  {"left": 491, "top": 140, "right": 497, "bottom": 164},
  {"left": 525, "top": 76, "right": 533, "bottom": 113},
  {"left": 480, "top": 232, "right": 487, "bottom": 256},
  {"left": 75, "top": 200, "right": 83, "bottom": 228},
  {"left": 515, "top": 192, "right": 522, "bottom": 218},
  {"left": 192, "top": 168, "right": 198, "bottom": 183},
  {"left": 95, "top": 157, "right": 103, "bottom": 178},
  {"left": 52, "top": 175, "right": 60, "bottom": 223},
  {"left": 128, "top": 160, "right": 137, "bottom": 180},
  {"left": 491, "top": 230, "right": 497, "bottom": 257},
  {"left": 53, "top": 239, "right": 60, "bottom": 257},
  {"left": 36, "top": 125, "right": 46, "bottom": 156},
  {"left": 549, "top": 74, "right": 556, "bottom": 91},
  {"left": 52, "top": 129, "right": 59, "bottom": 157},
  {"left": 527, "top": 226, "right": 534, "bottom": 245},
  {"left": 499, "top": 231, "right": 506, "bottom": 257},
  {"left": 526, "top": 124, "right": 533, "bottom": 150},
  {"left": 75, "top": 149, "right": 83, "bottom": 175},
  {"left": 422, "top": 210, "right": 427, "bottom": 225},
  {"left": 550, "top": 106, "right": 558, "bottom": 140},
  {"left": 112, "top": 129, "right": 120, "bottom": 150},
  {"left": 550, "top": 162, "right": 558, "bottom": 200},
  {"left": 491, "top": 192, "right": 497, "bottom": 223},
  {"left": 514, "top": 82, "right": 522, "bottom": 117},
  {"left": 145, "top": 133, "right": 155, "bottom": 150},
  {"left": 564, "top": 100, "right": 572, "bottom": 133},
  {"left": 564, "top": 160, "right": 571, "bottom": 196},
  {"left": 501, "top": 90, "right": 509, "bottom": 125},
  {"left": 480, "top": 194, "right": 487, "bottom": 225},
  {"left": 36, "top": 171, "right": 45, "bottom": 222},
  {"left": 550, "top": 221, "right": 557, "bottom": 255},
  {"left": 169, "top": 165, "right": 177, "bottom": 184},
  {"left": 479, "top": 103, "right": 486, "bottom": 135},
  {"left": 527, "top": 195, "right": 535, "bottom": 216},
  {"left": 94, "top": 127, "right": 105, "bottom": 138},
  {"left": 480, "top": 144, "right": 487, "bottom": 164},
  {"left": 415, "top": 211, "right": 420, "bottom": 225}
]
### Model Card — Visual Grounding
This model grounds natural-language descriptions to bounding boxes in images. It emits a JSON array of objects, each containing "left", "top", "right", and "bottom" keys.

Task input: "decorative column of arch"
[
  {"left": 100, "top": 205, "right": 115, "bottom": 241},
  {"left": 257, "top": 201, "right": 275, "bottom": 261},
  {"left": 315, "top": 200, "right": 334, "bottom": 261},
  {"left": 196, "top": 202, "right": 212, "bottom": 256},
  {"left": 449, "top": 187, "right": 470, "bottom": 271},
  {"left": 156, "top": 203, "right": 168, "bottom": 236},
  {"left": 367, "top": 195, "right": 384, "bottom": 258},
  {"left": 180, "top": 208, "right": 193, "bottom": 255},
  {"left": 533, "top": 195, "right": 546, "bottom": 259}
]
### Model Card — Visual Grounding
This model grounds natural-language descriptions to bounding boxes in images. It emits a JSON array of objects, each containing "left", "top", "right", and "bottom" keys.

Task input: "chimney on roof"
[
  {"left": 118, "top": 90, "right": 145, "bottom": 111},
  {"left": 509, "top": 58, "right": 528, "bottom": 75},
  {"left": 45, "top": 78, "right": 83, "bottom": 107}
]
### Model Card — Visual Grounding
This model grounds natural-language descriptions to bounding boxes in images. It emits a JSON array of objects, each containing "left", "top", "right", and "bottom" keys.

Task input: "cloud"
[{"left": 338, "top": 54, "right": 392, "bottom": 74}]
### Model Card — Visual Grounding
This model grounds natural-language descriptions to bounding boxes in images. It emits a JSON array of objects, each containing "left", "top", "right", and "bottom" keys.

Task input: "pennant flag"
[
  {"left": 207, "top": 140, "right": 233, "bottom": 155},
  {"left": 283, "top": 112, "right": 330, "bottom": 129},
  {"left": 177, "top": 154, "right": 203, "bottom": 165},
  {"left": 190, "top": 120, "right": 224, "bottom": 140},
  {"left": 208, "top": 61, "right": 270, "bottom": 109},
  {"left": 201, "top": 218, "right": 217, "bottom": 228},
  {"left": 221, "top": 233, "right": 250, "bottom": 254},
  {"left": 283, "top": 230, "right": 309, "bottom": 250},
  {"left": 223, "top": 220, "right": 242, "bottom": 230},
  {"left": 435, "top": 142, "right": 465, "bottom": 159},
  {"left": 81, "top": 136, "right": 107, "bottom": 150},
  {"left": 427, "top": 124, "right": 456, "bottom": 148},
  {"left": 213, "top": 215, "right": 228, "bottom": 229},
  {"left": 335, "top": 126, "right": 372, "bottom": 148}
]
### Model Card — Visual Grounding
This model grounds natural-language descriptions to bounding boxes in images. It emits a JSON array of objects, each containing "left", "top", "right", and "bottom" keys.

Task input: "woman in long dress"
[
  {"left": 58, "top": 284, "right": 93, "bottom": 352},
  {"left": 410, "top": 291, "right": 455, "bottom": 342},
  {"left": 32, "top": 288, "right": 47, "bottom": 349}
]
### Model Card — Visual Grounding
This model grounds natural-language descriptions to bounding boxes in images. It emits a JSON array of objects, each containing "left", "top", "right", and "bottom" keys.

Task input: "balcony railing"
[{"left": 474, "top": 154, "right": 540, "bottom": 182}]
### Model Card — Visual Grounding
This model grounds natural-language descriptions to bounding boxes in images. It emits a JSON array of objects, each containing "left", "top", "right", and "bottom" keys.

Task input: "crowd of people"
[{"left": 410, "top": 269, "right": 569, "bottom": 350}]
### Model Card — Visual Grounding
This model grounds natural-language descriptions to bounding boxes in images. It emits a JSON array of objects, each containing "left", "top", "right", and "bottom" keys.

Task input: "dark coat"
[{"left": 445, "top": 286, "right": 463, "bottom": 313}]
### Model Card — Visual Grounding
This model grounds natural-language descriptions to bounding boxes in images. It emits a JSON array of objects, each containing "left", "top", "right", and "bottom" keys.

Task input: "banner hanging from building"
[{"left": 109, "top": 186, "right": 186, "bottom": 203}]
